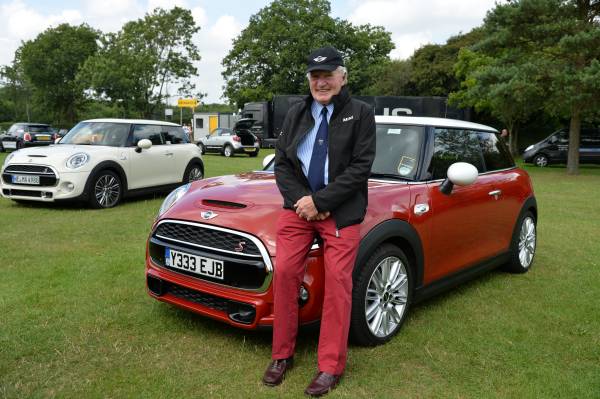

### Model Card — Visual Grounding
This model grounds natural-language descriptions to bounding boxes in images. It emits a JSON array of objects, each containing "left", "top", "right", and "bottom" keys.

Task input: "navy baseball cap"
[{"left": 306, "top": 46, "right": 345, "bottom": 73}]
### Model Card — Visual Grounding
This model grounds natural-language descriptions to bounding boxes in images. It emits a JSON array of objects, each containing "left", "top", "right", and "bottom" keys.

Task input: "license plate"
[
  {"left": 36, "top": 135, "right": 50, "bottom": 141},
  {"left": 165, "top": 248, "right": 224, "bottom": 280},
  {"left": 3, "top": 141, "right": 16, "bottom": 149},
  {"left": 244, "top": 148, "right": 256, "bottom": 152},
  {"left": 12, "top": 174, "right": 40, "bottom": 185}
]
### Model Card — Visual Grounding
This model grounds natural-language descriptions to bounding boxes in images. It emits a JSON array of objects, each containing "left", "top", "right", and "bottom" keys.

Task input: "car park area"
[{"left": 1, "top": 147, "right": 599, "bottom": 398}]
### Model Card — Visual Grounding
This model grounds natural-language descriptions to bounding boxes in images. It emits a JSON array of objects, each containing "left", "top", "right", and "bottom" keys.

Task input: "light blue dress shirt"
[{"left": 297, "top": 101, "right": 334, "bottom": 186}]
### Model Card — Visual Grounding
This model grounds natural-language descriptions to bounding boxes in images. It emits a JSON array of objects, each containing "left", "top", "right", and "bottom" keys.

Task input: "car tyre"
[
  {"left": 88, "top": 170, "right": 122, "bottom": 209},
  {"left": 503, "top": 211, "right": 536, "bottom": 273},
  {"left": 16, "top": 140, "right": 23, "bottom": 150},
  {"left": 198, "top": 143, "right": 205, "bottom": 155},
  {"left": 533, "top": 154, "right": 548, "bottom": 167},
  {"left": 350, "top": 243, "right": 412, "bottom": 346},
  {"left": 184, "top": 162, "right": 204, "bottom": 183},
  {"left": 249, "top": 149, "right": 259, "bottom": 157},
  {"left": 223, "top": 144, "right": 234, "bottom": 157}
]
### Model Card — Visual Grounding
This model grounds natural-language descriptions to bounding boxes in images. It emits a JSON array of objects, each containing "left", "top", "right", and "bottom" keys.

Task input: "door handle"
[
  {"left": 488, "top": 189, "right": 502, "bottom": 199},
  {"left": 164, "top": 151, "right": 174, "bottom": 156}
]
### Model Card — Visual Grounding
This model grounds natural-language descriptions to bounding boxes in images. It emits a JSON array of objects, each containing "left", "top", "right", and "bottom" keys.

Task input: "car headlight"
[
  {"left": 158, "top": 183, "right": 191, "bottom": 217},
  {"left": 66, "top": 153, "right": 90, "bottom": 169},
  {"left": 3, "top": 152, "right": 15, "bottom": 168},
  {"left": 524, "top": 145, "right": 534, "bottom": 152}
]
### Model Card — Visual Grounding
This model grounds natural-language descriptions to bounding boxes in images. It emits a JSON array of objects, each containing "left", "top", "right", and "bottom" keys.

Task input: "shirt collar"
[{"left": 311, "top": 101, "right": 334, "bottom": 121}]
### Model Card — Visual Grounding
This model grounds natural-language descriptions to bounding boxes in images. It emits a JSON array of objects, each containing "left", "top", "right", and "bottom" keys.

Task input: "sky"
[{"left": 0, "top": 0, "right": 501, "bottom": 104}]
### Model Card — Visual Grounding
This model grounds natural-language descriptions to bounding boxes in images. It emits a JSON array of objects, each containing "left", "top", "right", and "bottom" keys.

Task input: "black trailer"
[{"left": 242, "top": 95, "right": 470, "bottom": 148}]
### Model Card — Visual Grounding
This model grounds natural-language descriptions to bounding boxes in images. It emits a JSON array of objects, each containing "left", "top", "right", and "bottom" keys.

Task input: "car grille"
[
  {"left": 155, "top": 222, "right": 260, "bottom": 256},
  {"left": 2, "top": 164, "right": 58, "bottom": 187},
  {"left": 167, "top": 282, "right": 229, "bottom": 312},
  {"left": 150, "top": 220, "right": 272, "bottom": 292}
]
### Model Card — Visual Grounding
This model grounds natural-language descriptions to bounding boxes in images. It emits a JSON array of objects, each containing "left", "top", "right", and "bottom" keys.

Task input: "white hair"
[{"left": 307, "top": 66, "right": 348, "bottom": 84}]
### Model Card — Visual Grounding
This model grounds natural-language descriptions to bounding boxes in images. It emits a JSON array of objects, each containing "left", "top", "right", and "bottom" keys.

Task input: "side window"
[
  {"left": 581, "top": 129, "right": 600, "bottom": 147},
  {"left": 220, "top": 129, "right": 231, "bottom": 136},
  {"left": 429, "top": 128, "right": 485, "bottom": 180},
  {"left": 195, "top": 118, "right": 204, "bottom": 129},
  {"left": 478, "top": 132, "right": 515, "bottom": 171},
  {"left": 163, "top": 127, "right": 189, "bottom": 144},
  {"left": 133, "top": 124, "right": 163, "bottom": 145}
]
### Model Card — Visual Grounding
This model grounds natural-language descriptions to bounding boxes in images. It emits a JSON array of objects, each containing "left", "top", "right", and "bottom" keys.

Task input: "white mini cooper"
[{"left": 0, "top": 119, "right": 204, "bottom": 208}]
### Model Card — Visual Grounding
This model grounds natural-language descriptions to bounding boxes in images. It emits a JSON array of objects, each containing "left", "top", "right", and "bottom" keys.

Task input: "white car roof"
[
  {"left": 82, "top": 118, "right": 181, "bottom": 127},
  {"left": 375, "top": 115, "right": 498, "bottom": 133}
]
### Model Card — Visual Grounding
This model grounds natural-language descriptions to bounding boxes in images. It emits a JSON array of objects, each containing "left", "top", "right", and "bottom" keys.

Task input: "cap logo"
[{"left": 313, "top": 56, "right": 327, "bottom": 63}]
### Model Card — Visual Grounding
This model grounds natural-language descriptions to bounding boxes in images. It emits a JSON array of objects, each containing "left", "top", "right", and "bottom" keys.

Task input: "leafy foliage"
[
  {"left": 79, "top": 7, "right": 200, "bottom": 118},
  {"left": 17, "top": 24, "right": 98, "bottom": 125},
  {"left": 222, "top": 0, "right": 394, "bottom": 108}
]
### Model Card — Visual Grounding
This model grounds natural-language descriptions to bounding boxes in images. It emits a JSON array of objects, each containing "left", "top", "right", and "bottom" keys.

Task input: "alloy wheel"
[
  {"left": 188, "top": 167, "right": 203, "bottom": 182},
  {"left": 94, "top": 174, "right": 120, "bottom": 208},
  {"left": 518, "top": 216, "right": 536, "bottom": 268},
  {"left": 365, "top": 256, "right": 409, "bottom": 338}
]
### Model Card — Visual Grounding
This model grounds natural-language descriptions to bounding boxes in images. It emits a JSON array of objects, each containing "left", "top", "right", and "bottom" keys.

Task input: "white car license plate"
[
  {"left": 244, "top": 148, "right": 255, "bottom": 152},
  {"left": 165, "top": 248, "right": 224, "bottom": 280},
  {"left": 3, "top": 141, "right": 17, "bottom": 149},
  {"left": 12, "top": 174, "right": 40, "bottom": 185}
]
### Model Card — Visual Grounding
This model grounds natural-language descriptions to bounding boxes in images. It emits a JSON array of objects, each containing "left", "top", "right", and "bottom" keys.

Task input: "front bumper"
[
  {"left": 145, "top": 243, "right": 326, "bottom": 330},
  {"left": 0, "top": 167, "right": 89, "bottom": 202}
]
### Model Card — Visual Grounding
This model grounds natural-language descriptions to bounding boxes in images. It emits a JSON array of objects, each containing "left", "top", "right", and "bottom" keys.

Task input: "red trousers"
[{"left": 272, "top": 210, "right": 360, "bottom": 375}]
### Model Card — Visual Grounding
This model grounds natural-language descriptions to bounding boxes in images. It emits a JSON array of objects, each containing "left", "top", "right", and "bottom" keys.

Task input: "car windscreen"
[
  {"left": 371, "top": 124, "right": 424, "bottom": 179},
  {"left": 59, "top": 122, "right": 130, "bottom": 146},
  {"left": 262, "top": 123, "right": 425, "bottom": 180}
]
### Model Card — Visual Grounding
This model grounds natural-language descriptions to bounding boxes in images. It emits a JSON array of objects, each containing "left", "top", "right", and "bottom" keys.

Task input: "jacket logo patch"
[{"left": 342, "top": 115, "right": 354, "bottom": 122}]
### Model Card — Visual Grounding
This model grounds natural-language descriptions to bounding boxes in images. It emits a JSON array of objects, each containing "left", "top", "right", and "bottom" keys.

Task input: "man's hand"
[
  {"left": 294, "top": 195, "right": 319, "bottom": 220},
  {"left": 310, "top": 211, "right": 330, "bottom": 221}
]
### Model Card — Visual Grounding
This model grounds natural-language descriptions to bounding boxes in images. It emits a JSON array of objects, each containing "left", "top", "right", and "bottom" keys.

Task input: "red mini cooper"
[{"left": 145, "top": 116, "right": 537, "bottom": 346}]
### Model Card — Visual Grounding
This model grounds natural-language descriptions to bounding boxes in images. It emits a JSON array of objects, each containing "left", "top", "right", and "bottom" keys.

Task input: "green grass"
[{"left": 1, "top": 151, "right": 599, "bottom": 398}]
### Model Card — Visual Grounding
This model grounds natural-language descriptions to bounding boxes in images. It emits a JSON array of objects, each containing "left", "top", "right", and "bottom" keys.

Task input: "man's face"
[{"left": 309, "top": 69, "right": 345, "bottom": 105}]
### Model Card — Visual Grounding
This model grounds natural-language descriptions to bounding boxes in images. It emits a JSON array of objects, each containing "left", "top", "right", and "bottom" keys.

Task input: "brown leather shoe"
[
  {"left": 304, "top": 371, "right": 341, "bottom": 396},
  {"left": 262, "top": 357, "right": 294, "bottom": 386}
]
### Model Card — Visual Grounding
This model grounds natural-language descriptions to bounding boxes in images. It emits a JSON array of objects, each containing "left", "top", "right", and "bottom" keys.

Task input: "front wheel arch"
[
  {"left": 83, "top": 161, "right": 128, "bottom": 199},
  {"left": 183, "top": 159, "right": 204, "bottom": 183}
]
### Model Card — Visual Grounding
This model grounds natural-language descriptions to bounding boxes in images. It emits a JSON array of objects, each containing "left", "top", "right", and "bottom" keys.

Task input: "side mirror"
[
  {"left": 439, "top": 162, "right": 478, "bottom": 195},
  {"left": 136, "top": 139, "right": 152, "bottom": 153},
  {"left": 262, "top": 153, "right": 275, "bottom": 168}
]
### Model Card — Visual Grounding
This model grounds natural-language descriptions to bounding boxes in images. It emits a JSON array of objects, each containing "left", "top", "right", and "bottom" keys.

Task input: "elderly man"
[{"left": 262, "top": 46, "right": 375, "bottom": 396}]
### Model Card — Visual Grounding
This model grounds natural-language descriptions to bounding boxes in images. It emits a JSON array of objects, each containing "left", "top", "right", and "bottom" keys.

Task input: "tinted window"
[
  {"left": 478, "top": 132, "right": 515, "bottom": 171},
  {"left": 8, "top": 124, "right": 26, "bottom": 133},
  {"left": 163, "top": 126, "right": 189, "bottom": 144},
  {"left": 28, "top": 125, "right": 51, "bottom": 133},
  {"left": 429, "top": 128, "right": 484, "bottom": 180},
  {"left": 581, "top": 128, "right": 600, "bottom": 146},
  {"left": 133, "top": 124, "right": 163, "bottom": 145},
  {"left": 371, "top": 124, "right": 425, "bottom": 179},
  {"left": 195, "top": 118, "right": 203, "bottom": 129},
  {"left": 60, "top": 122, "right": 130, "bottom": 146}
]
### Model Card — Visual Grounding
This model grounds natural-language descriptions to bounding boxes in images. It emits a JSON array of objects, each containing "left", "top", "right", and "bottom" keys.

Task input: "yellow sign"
[{"left": 178, "top": 98, "right": 198, "bottom": 108}]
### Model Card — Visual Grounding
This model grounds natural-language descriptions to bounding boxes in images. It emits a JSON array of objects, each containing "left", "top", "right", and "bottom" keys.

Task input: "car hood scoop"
[{"left": 28, "top": 154, "right": 47, "bottom": 158}]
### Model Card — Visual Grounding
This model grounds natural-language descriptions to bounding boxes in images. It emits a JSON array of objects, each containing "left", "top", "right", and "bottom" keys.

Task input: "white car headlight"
[
  {"left": 524, "top": 145, "right": 534, "bottom": 152},
  {"left": 3, "top": 152, "right": 15, "bottom": 168},
  {"left": 158, "top": 183, "right": 191, "bottom": 217},
  {"left": 66, "top": 152, "right": 90, "bottom": 169}
]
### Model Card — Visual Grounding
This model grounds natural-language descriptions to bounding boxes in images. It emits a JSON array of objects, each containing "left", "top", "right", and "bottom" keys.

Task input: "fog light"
[
  {"left": 299, "top": 285, "right": 309, "bottom": 305},
  {"left": 67, "top": 183, "right": 74, "bottom": 190}
]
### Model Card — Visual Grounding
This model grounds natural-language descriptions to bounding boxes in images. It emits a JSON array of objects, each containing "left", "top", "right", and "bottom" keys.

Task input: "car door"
[
  {"left": 580, "top": 128, "right": 600, "bottom": 163},
  {"left": 128, "top": 124, "right": 174, "bottom": 188},
  {"left": 162, "top": 126, "right": 192, "bottom": 182},
  {"left": 205, "top": 128, "right": 220, "bottom": 151},
  {"left": 425, "top": 128, "right": 498, "bottom": 281}
]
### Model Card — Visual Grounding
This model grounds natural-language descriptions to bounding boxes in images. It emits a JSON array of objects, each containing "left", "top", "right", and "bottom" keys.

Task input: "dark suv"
[
  {"left": 523, "top": 127, "right": 600, "bottom": 167},
  {"left": 1, "top": 123, "right": 56, "bottom": 151},
  {"left": 146, "top": 116, "right": 537, "bottom": 346}
]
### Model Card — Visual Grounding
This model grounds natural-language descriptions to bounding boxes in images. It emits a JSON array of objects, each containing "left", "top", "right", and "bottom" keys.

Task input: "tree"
[
  {"left": 18, "top": 24, "right": 98, "bottom": 125},
  {"left": 222, "top": 0, "right": 393, "bottom": 108},
  {"left": 450, "top": 0, "right": 600, "bottom": 172},
  {"left": 80, "top": 7, "right": 200, "bottom": 118}
]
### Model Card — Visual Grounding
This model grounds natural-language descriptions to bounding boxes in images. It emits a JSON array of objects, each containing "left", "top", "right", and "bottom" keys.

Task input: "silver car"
[{"left": 197, "top": 119, "right": 260, "bottom": 157}]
